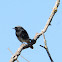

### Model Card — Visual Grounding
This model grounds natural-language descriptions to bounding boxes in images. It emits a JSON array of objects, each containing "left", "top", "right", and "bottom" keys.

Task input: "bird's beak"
[{"left": 12, "top": 28, "right": 15, "bottom": 29}]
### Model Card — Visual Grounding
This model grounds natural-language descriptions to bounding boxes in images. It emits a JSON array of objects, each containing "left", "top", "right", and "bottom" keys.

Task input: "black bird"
[{"left": 13, "top": 26, "right": 33, "bottom": 49}]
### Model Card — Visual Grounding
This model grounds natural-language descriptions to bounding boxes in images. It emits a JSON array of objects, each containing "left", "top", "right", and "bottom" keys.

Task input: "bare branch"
[
  {"left": 9, "top": 48, "right": 30, "bottom": 62},
  {"left": 8, "top": 48, "right": 19, "bottom": 62},
  {"left": 9, "top": 0, "right": 60, "bottom": 62},
  {"left": 34, "top": 0, "right": 60, "bottom": 40}
]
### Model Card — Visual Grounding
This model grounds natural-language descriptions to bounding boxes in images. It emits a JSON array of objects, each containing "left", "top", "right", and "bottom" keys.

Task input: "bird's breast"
[{"left": 16, "top": 31, "right": 30, "bottom": 43}]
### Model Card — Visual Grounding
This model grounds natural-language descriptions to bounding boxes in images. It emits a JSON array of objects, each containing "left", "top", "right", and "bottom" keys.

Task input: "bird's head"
[{"left": 13, "top": 26, "right": 23, "bottom": 32}]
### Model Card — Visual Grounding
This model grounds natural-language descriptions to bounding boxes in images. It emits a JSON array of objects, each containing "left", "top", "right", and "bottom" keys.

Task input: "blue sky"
[{"left": 0, "top": 0, "right": 62, "bottom": 62}]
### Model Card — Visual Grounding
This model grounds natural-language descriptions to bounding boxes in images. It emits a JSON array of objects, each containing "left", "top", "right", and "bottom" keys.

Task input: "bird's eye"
[
  {"left": 15, "top": 27, "right": 18, "bottom": 30},
  {"left": 15, "top": 27, "right": 17, "bottom": 28}
]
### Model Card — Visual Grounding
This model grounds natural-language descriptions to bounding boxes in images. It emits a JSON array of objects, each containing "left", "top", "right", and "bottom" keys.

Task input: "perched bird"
[{"left": 13, "top": 26, "right": 33, "bottom": 49}]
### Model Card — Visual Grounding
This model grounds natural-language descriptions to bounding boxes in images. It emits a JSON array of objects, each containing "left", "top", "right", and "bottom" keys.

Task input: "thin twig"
[
  {"left": 42, "top": 33, "right": 47, "bottom": 48},
  {"left": 8, "top": 48, "right": 13, "bottom": 55},
  {"left": 42, "top": 33, "right": 54, "bottom": 62},
  {"left": 20, "top": 55, "right": 30, "bottom": 62}
]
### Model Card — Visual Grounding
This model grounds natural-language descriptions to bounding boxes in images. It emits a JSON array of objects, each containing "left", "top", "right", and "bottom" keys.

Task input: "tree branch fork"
[{"left": 9, "top": 0, "right": 60, "bottom": 62}]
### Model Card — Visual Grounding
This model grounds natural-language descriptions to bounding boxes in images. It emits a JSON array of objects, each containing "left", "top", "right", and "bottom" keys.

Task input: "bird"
[{"left": 13, "top": 26, "right": 33, "bottom": 49}]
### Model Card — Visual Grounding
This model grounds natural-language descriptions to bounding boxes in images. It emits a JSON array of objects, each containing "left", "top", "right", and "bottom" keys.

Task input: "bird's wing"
[{"left": 20, "top": 30, "right": 29, "bottom": 40}]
